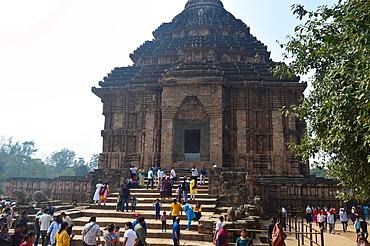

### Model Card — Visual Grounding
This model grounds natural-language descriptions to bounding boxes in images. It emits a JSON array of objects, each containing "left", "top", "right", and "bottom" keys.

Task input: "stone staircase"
[{"left": 66, "top": 176, "right": 216, "bottom": 246}]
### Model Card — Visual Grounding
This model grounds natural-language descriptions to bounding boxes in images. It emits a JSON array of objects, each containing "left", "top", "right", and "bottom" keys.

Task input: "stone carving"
[
  {"left": 180, "top": 30, "right": 185, "bottom": 38},
  {"left": 207, "top": 50, "right": 215, "bottom": 61},
  {"left": 227, "top": 207, "right": 237, "bottom": 221},
  {"left": 12, "top": 190, "right": 30, "bottom": 205},
  {"left": 177, "top": 49, "right": 185, "bottom": 61},
  {"left": 198, "top": 9, "right": 204, "bottom": 16},
  {"left": 221, "top": 53, "right": 229, "bottom": 62},
  {"left": 238, "top": 205, "right": 246, "bottom": 218},
  {"left": 254, "top": 52, "right": 263, "bottom": 63},
  {"left": 33, "top": 191, "right": 47, "bottom": 206},
  {"left": 130, "top": 136, "right": 136, "bottom": 152},
  {"left": 137, "top": 57, "right": 144, "bottom": 67},
  {"left": 257, "top": 136, "right": 263, "bottom": 151},
  {"left": 235, "top": 209, "right": 243, "bottom": 220},
  {"left": 254, "top": 196, "right": 263, "bottom": 215}
]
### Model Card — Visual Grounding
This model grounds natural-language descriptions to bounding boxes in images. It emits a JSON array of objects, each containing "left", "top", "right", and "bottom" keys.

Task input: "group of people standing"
[
  {"left": 0, "top": 204, "right": 76, "bottom": 246},
  {"left": 92, "top": 181, "right": 110, "bottom": 206},
  {"left": 214, "top": 216, "right": 254, "bottom": 246}
]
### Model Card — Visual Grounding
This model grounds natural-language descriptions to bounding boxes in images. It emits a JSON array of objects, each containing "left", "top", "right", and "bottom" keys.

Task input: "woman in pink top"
[{"left": 20, "top": 232, "right": 36, "bottom": 246}]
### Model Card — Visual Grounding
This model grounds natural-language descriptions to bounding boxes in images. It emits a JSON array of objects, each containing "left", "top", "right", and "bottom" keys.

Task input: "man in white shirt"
[
  {"left": 306, "top": 205, "right": 313, "bottom": 223},
  {"left": 327, "top": 210, "right": 335, "bottom": 234},
  {"left": 213, "top": 216, "right": 224, "bottom": 241},
  {"left": 317, "top": 210, "right": 326, "bottom": 230},
  {"left": 170, "top": 167, "right": 177, "bottom": 188},
  {"left": 130, "top": 166, "right": 138, "bottom": 179},
  {"left": 122, "top": 222, "right": 139, "bottom": 246},
  {"left": 39, "top": 208, "right": 52, "bottom": 246},
  {"left": 82, "top": 216, "right": 101, "bottom": 246},
  {"left": 191, "top": 166, "right": 198, "bottom": 182},
  {"left": 339, "top": 208, "right": 348, "bottom": 232}
]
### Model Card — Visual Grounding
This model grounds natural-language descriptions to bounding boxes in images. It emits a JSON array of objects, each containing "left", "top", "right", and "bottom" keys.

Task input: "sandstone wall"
[
  {"left": 4, "top": 178, "right": 54, "bottom": 198},
  {"left": 208, "top": 168, "right": 343, "bottom": 214},
  {"left": 4, "top": 168, "right": 130, "bottom": 204}
]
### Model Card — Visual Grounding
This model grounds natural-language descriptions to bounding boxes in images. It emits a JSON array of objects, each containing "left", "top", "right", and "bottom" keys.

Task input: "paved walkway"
[{"left": 282, "top": 220, "right": 357, "bottom": 246}]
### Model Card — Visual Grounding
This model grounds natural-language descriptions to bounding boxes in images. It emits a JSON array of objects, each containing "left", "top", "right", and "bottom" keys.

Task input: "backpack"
[
  {"left": 99, "top": 185, "right": 106, "bottom": 195},
  {"left": 182, "top": 181, "right": 189, "bottom": 192},
  {"left": 0, "top": 214, "right": 9, "bottom": 226}
]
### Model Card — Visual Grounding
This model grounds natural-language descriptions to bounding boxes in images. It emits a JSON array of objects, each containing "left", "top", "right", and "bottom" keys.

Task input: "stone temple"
[
  {"left": 92, "top": 0, "right": 306, "bottom": 175},
  {"left": 5, "top": 0, "right": 341, "bottom": 212}
]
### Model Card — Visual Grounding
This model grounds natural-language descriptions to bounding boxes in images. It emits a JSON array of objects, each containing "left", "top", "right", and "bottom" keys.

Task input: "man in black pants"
[{"left": 267, "top": 216, "right": 277, "bottom": 245}]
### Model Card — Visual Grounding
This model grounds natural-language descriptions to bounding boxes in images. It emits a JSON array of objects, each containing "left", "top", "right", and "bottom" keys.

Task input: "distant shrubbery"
[{"left": 0, "top": 136, "right": 98, "bottom": 191}]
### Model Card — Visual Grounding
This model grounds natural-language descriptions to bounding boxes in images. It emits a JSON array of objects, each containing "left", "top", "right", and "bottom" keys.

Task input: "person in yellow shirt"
[
  {"left": 189, "top": 177, "right": 198, "bottom": 200},
  {"left": 55, "top": 222, "right": 74, "bottom": 246},
  {"left": 170, "top": 199, "right": 182, "bottom": 223},
  {"left": 193, "top": 202, "right": 202, "bottom": 221}
]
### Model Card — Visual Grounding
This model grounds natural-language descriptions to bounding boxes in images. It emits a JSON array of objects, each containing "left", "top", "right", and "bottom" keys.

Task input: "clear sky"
[{"left": 0, "top": 0, "right": 336, "bottom": 162}]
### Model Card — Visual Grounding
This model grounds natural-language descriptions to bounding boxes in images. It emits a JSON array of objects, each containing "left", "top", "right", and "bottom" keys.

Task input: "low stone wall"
[
  {"left": 4, "top": 178, "right": 54, "bottom": 198},
  {"left": 4, "top": 176, "right": 89, "bottom": 203},
  {"left": 4, "top": 168, "right": 130, "bottom": 204},
  {"left": 208, "top": 167, "right": 343, "bottom": 214}
]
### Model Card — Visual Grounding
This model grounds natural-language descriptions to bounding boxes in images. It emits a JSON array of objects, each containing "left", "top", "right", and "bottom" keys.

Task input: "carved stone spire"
[{"left": 185, "top": 0, "right": 224, "bottom": 9}]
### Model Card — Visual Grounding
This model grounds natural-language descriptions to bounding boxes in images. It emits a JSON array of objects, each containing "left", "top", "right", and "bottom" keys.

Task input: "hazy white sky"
[{"left": 0, "top": 0, "right": 336, "bottom": 162}]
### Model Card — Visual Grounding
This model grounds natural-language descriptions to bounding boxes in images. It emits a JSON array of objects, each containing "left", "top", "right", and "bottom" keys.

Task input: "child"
[
  {"left": 114, "top": 226, "right": 120, "bottom": 235},
  {"left": 160, "top": 211, "right": 168, "bottom": 232},
  {"left": 361, "top": 217, "right": 369, "bottom": 239},
  {"left": 116, "top": 195, "right": 121, "bottom": 212},
  {"left": 153, "top": 199, "right": 162, "bottom": 220},
  {"left": 131, "top": 195, "right": 138, "bottom": 212}
]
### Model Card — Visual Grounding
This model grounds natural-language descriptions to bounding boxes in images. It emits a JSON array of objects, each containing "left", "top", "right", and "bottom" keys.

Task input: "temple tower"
[{"left": 92, "top": 0, "right": 307, "bottom": 176}]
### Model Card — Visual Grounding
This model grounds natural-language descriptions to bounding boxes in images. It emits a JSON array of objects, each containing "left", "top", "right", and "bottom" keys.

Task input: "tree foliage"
[
  {"left": 88, "top": 154, "right": 99, "bottom": 170},
  {"left": 275, "top": 0, "right": 370, "bottom": 201},
  {"left": 0, "top": 137, "right": 96, "bottom": 190}
]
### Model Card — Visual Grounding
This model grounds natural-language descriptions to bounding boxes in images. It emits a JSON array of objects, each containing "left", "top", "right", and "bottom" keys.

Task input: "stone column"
[
  {"left": 144, "top": 111, "right": 155, "bottom": 169},
  {"left": 236, "top": 109, "right": 247, "bottom": 166},
  {"left": 271, "top": 110, "right": 285, "bottom": 175}
]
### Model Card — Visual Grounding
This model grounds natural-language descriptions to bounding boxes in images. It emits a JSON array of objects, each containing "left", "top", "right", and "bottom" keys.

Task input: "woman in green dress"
[
  {"left": 236, "top": 228, "right": 253, "bottom": 246},
  {"left": 139, "top": 169, "right": 145, "bottom": 187}
]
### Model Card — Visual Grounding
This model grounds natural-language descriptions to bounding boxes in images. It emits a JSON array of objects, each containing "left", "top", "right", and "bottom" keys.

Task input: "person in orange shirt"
[{"left": 170, "top": 199, "right": 182, "bottom": 223}]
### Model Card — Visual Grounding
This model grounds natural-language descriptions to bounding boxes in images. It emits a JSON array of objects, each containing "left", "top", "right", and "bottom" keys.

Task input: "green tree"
[
  {"left": 275, "top": 1, "right": 370, "bottom": 201},
  {"left": 60, "top": 168, "right": 75, "bottom": 176},
  {"left": 71, "top": 165, "right": 89, "bottom": 176},
  {"left": 88, "top": 154, "right": 99, "bottom": 170},
  {"left": 310, "top": 168, "right": 328, "bottom": 179},
  {"left": 46, "top": 148, "right": 76, "bottom": 174}
]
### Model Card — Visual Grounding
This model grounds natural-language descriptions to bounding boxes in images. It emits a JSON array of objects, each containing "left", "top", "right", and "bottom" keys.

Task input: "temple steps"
[{"left": 66, "top": 173, "right": 216, "bottom": 246}]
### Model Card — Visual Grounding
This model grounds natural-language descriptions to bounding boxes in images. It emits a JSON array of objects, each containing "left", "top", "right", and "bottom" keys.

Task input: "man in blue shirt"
[
  {"left": 45, "top": 202, "right": 55, "bottom": 216},
  {"left": 172, "top": 216, "right": 180, "bottom": 246},
  {"left": 146, "top": 168, "right": 154, "bottom": 190},
  {"left": 132, "top": 213, "right": 147, "bottom": 235}
]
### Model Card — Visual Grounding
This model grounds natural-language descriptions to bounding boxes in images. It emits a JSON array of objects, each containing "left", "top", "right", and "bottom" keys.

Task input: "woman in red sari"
[
  {"left": 272, "top": 222, "right": 287, "bottom": 246},
  {"left": 216, "top": 224, "right": 228, "bottom": 246}
]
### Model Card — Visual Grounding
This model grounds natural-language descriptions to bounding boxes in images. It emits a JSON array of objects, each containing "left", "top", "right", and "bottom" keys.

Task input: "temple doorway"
[{"left": 184, "top": 130, "right": 200, "bottom": 161}]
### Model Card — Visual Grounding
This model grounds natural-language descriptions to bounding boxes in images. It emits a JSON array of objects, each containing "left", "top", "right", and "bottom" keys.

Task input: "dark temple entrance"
[
  {"left": 173, "top": 119, "right": 210, "bottom": 162},
  {"left": 184, "top": 130, "right": 201, "bottom": 161},
  {"left": 185, "top": 130, "right": 200, "bottom": 153}
]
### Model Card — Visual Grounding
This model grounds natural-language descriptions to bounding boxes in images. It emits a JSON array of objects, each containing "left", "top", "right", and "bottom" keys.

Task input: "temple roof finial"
[{"left": 185, "top": 0, "right": 224, "bottom": 9}]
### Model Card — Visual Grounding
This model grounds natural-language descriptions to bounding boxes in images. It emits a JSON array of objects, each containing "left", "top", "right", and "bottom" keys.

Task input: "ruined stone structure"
[
  {"left": 4, "top": 0, "right": 342, "bottom": 212},
  {"left": 92, "top": 0, "right": 307, "bottom": 176}
]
